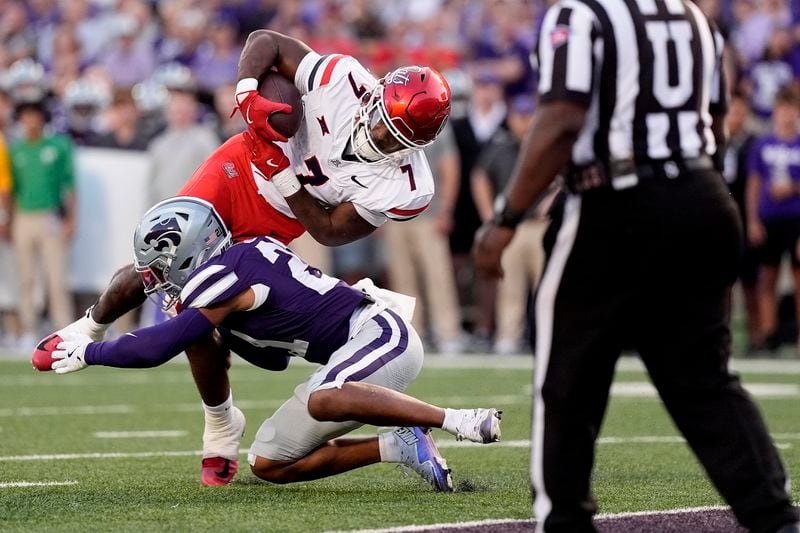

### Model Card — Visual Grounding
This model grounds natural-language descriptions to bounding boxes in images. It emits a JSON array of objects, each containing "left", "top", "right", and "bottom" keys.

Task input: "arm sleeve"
[
  {"left": 84, "top": 308, "right": 216, "bottom": 368},
  {"left": 294, "top": 53, "right": 351, "bottom": 95},
  {"left": 537, "top": 0, "right": 598, "bottom": 106},
  {"left": 294, "top": 51, "right": 323, "bottom": 95}
]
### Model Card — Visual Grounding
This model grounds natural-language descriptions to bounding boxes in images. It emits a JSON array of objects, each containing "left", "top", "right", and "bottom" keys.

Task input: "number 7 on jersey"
[{"left": 401, "top": 164, "right": 416, "bottom": 191}]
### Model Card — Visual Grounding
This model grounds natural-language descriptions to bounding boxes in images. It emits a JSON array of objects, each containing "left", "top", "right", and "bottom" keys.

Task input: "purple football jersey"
[{"left": 180, "top": 237, "right": 367, "bottom": 365}]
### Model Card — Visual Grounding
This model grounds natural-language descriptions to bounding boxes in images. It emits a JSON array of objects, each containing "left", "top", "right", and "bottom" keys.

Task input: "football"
[
  {"left": 31, "top": 333, "right": 62, "bottom": 372},
  {"left": 259, "top": 70, "right": 304, "bottom": 139}
]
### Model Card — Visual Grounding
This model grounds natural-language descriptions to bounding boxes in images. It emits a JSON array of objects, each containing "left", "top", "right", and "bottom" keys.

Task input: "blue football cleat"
[{"left": 393, "top": 426, "right": 453, "bottom": 492}]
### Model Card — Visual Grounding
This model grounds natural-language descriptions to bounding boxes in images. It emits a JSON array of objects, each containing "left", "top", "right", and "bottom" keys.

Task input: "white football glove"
[
  {"left": 52, "top": 332, "right": 94, "bottom": 374},
  {"left": 57, "top": 305, "right": 111, "bottom": 342}
]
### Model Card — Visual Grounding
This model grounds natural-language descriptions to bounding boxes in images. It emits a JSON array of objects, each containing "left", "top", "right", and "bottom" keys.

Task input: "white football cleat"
[{"left": 453, "top": 408, "right": 502, "bottom": 443}]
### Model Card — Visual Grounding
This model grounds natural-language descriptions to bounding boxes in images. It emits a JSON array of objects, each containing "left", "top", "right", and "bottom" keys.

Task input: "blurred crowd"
[{"left": 0, "top": 0, "right": 799, "bottom": 357}]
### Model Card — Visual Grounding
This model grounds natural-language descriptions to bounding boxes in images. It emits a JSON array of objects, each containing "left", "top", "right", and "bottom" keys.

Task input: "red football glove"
[
  {"left": 233, "top": 78, "right": 292, "bottom": 143},
  {"left": 243, "top": 130, "right": 291, "bottom": 178}
]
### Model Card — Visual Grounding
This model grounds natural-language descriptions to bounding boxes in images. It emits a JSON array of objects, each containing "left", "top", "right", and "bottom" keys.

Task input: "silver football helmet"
[{"left": 133, "top": 197, "right": 232, "bottom": 309}]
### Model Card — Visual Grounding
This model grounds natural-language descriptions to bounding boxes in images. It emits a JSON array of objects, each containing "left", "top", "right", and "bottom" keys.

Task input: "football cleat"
[
  {"left": 394, "top": 426, "right": 453, "bottom": 492},
  {"left": 201, "top": 457, "right": 239, "bottom": 486},
  {"left": 454, "top": 408, "right": 502, "bottom": 444},
  {"left": 201, "top": 406, "right": 245, "bottom": 486}
]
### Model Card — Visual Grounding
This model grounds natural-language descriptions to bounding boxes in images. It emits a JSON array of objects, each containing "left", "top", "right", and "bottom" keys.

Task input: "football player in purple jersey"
[{"left": 50, "top": 197, "right": 501, "bottom": 491}]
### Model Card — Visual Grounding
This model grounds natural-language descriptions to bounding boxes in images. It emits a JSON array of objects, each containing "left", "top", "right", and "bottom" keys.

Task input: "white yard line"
[
  {"left": 0, "top": 481, "right": 78, "bottom": 488},
  {"left": 93, "top": 430, "right": 187, "bottom": 439},
  {"left": 6, "top": 380, "right": 799, "bottom": 418},
  {"left": 609, "top": 382, "right": 800, "bottom": 398},
  {"left": 3, "top": 355, "right": 799, "bottom": 379},
  {"left": 0, "top": 405, "right": 133, "bottom": 417},
  {"left": 0, "top": 450, "right": 207, "bottom": 461},
  {"left": 521, "top": 381, "right": 800, "bottom": 399},
  {"left": 0, "top": 399, "right": 286, "bottom": 417},
  {"left": 3, "top": 433, "right": 799, "bottom": 462}
]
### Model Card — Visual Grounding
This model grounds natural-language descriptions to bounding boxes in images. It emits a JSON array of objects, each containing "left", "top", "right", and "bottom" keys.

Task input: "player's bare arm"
[
  {"left": 473, "top": 100, "right": 587, "bottom": 279},
  {"left": 434, "top": 150, "right": 459, "bottom": 234},
  {"left": 284, "top": 193, "right": 377, "bottom": 246},
  {"left": 238, "top": 30, "right": 312, "bottom": 83},
  {"left": 235, "top": 30, "right": 312, "bottom": 143},
  {"left": 91, "top": 264, "right": 146, "bottom": 324}
]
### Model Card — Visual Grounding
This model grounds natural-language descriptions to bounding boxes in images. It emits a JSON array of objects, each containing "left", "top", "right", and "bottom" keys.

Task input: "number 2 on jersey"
[{"left": 256, "top": 240, "right": 338, "bottom": 294}]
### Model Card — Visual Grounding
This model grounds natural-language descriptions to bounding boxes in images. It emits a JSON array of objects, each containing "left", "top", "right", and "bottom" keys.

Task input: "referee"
[{"left": 473, "top": 1, "right": 800, "bottom": 532}]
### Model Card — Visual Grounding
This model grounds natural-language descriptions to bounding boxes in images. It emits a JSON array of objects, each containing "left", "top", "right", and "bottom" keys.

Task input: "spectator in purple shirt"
[
  {"left": 191, "top": 14, "right": 241, "bottom": 92},
  {"left": 746, "top": 87, "right": 800, "bottom": 351},
  {"left": 470, "top": 6, "right": 535, "bottom": 98},
  {"left": 732, "top": 0, "right": 792, "bottom": 67},
  {"left": 100, "top": 15, "right": 155, "bottom": 89}
]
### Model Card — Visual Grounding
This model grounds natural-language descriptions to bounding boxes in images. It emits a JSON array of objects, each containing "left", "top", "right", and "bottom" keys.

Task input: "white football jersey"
[{"left": 250, "top": 52, "right": 434, "bottom": 227}]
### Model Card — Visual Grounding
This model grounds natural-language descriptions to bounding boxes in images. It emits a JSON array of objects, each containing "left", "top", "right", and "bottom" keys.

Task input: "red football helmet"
[{"left": 351, "top": 66, "right": 451, "bottom": 164}]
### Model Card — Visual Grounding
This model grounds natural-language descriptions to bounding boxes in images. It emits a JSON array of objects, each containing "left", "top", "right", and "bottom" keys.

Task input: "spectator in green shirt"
[{"left": 10, "top": 100, "right": 75, "bottom": 345}]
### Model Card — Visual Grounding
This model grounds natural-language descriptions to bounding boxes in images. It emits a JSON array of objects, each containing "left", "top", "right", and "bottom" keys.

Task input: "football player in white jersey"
[
  {"left": 236, "top": 30, "right": 451, "bottom": 245},
  {"left": 45, "top": 31, "right": 452, "bottom": 486}
]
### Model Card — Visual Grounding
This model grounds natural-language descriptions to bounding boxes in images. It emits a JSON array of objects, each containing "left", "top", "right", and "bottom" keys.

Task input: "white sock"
[
  {"left": 203, "top": 392, "right": 233, "bottom": 430},
  {"left": 84, "top": 308, "right": 111, "bottom": 339},
  {"left": 378, "top": 432, "right": 401, "bottom": 463},
  {"left": 441, "top": 408, "right": 465, "bottom": 437},
  {"left": 202, "top": 392, "right": 244, "bottom": 460}
]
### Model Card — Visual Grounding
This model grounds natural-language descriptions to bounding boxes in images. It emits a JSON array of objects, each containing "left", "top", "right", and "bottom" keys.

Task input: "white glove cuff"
[
  {"left": 272, "top": 168, "right": 302, "bottom": 197},
  {"left": 235, "top": 78, "right": 259, "bottom": 105}
]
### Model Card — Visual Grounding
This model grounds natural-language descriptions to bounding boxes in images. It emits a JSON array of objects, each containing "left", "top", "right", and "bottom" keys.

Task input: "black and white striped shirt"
[{"left": 537, "top": 0, "right": 727, "bottom": 166}]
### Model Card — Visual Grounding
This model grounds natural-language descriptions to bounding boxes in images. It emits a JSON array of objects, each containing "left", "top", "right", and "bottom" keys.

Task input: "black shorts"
[{"left": 760, "top": 217, "right": 800, "bottom": 267}]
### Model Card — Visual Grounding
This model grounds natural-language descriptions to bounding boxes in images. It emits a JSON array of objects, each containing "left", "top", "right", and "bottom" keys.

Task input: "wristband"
[
  {"left": 492, "top": 195, "right": 525, "bottom": 229},
  {"left": 272, "top": 168, "right": 303, "bottom": 197},
  {"left": 235, "top": 78, "right": 259, "bottom": 105}
]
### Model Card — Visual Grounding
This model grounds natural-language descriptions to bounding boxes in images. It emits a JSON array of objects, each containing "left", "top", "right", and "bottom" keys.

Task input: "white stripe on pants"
[{"left": 532, "top": 196, "right": 581, "bottom": 532}]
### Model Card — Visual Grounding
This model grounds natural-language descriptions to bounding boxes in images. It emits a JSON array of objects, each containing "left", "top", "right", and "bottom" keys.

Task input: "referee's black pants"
[{"left": 532, "top": 169, "right": 798, "bottom": 533}]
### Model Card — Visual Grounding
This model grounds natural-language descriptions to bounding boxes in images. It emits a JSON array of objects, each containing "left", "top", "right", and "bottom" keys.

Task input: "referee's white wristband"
[
  {"left": 272, "top": 168, "right": 302, "bottom": 197},
  {"left": 235, "top": 78, "right": 259, "bottom": 105}
]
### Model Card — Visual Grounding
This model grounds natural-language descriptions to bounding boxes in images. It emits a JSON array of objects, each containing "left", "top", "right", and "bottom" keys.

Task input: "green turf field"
[{"left": 0, "top": 356, "right": 797, "bottom": 532}]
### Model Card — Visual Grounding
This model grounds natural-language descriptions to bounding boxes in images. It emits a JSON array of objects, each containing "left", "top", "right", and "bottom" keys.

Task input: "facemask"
[{"left": 352, "top": 123, "right": 384, "bottom": 163}]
